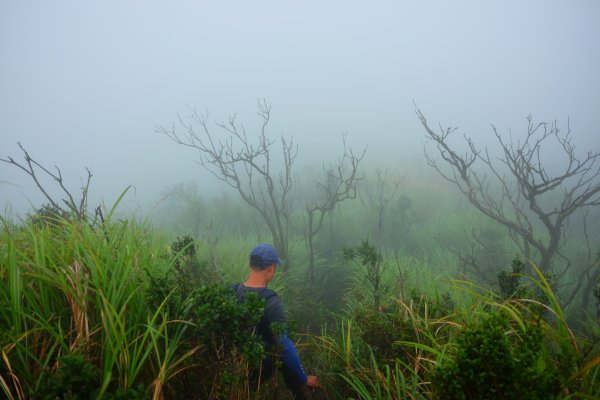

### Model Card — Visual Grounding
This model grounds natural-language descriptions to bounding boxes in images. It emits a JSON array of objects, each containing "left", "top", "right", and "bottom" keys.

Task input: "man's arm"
[
  {"left": 265, "top": 296, "right": 318, "bottom": 386},
  {"left": 279, "top": 333, "right": 308, "bottom": 384}
]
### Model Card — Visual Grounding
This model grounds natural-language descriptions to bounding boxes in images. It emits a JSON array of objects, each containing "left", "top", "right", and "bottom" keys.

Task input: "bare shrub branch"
[{"left": 1, "top": 142, "right": 92, "bottom": 221}]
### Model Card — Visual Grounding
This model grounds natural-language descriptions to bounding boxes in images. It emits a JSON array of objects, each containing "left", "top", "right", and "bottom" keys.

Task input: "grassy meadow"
[{"left": 1, "top": 175, "right": 599, "bottom": 399}]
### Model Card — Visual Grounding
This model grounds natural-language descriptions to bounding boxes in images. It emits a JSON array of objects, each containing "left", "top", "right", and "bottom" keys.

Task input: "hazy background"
[{"left": 1, "top": 0, "right": 599, "bottom": 217}]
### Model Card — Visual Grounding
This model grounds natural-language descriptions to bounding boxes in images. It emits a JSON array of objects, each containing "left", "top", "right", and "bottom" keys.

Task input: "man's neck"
[{"left": 244, "top": 277, "right": 268, "bottom": 288}]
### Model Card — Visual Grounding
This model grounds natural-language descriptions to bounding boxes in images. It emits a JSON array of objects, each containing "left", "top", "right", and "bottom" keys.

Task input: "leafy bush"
[
  {"left": 32, "top": 354, "right": 147, "bottom": 400},
  {"left": 350, "top": 286, "right": 454, "bottom": 364},
  {"left": 145, "top": 235, "right": 213, "bottom": 323},
  {"left": 497, "top": 258, "right": 555, "bottom": 319},
  {"left": 32, "top": 354, "right": 99, "bottom": 400},
  {"left": 432, "top": 311, "right": 560, "bottom": 400},
  {"left": 497, "top": 257, "right": 527, "bottom": 300},
  {"left": 343, "top": 240, "right": 385, "bottom": 309},
  {"left": 156, "top": 284, "right": 266, "bottom": 399},
  {"left": 184, "top": 285, "right": 265, "bottom": 367},
  {"left": 26, "top": 203, "right": 71, "bottom": 228}
]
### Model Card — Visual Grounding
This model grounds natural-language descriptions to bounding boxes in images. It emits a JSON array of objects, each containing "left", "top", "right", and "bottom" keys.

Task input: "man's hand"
[{"left": 305, "top": 375, "right": 319, "bottom": 387}]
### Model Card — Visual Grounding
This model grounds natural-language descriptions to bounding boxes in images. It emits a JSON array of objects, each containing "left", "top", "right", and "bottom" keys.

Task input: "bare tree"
[
  {"left": 577, "top": 208, "right": 600, "bottom": 314},
  {"left": 416, "top": 108, "right": 600, "bottom": 309},
  {"left": 303, "top": 134, "right": 365, "bottom": 285},
  {"left": 438, "top": 226, "right": 511, "bottom": 285},
  {"left": 1, "top": 142, "right": 92, "bottom": 221},
  {"left": 157, "top": 100, "right": 297, "bottom": 264},
  {"left": 358, "top": 168, "right": 402, "bottom": 253},
  {"left": 155, "top": 182, "right": 206, "bottom": 237}
]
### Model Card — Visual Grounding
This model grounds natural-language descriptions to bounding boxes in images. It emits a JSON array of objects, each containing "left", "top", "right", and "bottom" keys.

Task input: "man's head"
[{"left": 249, "top": 243, "right": 282, "bottom": 270}]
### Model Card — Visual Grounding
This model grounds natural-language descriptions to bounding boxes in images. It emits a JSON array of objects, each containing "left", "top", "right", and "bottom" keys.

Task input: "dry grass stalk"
[
  {"left": 65, "top": 260, "right": 90, "bottom": 351},
  {"left": 0, "top": 350, "right": 25, "bottom": 400}
]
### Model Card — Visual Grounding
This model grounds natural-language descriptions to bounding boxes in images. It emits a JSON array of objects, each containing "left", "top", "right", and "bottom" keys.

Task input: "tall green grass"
[
  {"left": 2, "top": 187, "right": 597, "bottom": 399},
  {"left": 309, "top": 260, "right": 599, "bottom": 399},
  {"left": 0, "top": 211, "right": 191, "bottom": 399}
]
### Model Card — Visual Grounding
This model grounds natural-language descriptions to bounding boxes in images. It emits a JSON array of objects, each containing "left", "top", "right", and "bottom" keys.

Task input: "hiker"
[{"left": 231, "top": 243, "right": 319, "bottom": 399}]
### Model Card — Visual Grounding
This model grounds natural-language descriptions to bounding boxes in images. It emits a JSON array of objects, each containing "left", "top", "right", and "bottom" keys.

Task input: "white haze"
[{"left": 1, "top": 0, "right": 599, "bottom": 217}]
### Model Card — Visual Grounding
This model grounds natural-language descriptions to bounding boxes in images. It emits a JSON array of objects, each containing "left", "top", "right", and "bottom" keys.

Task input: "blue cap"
[{"left": 249, "top": 244, "right": 282, "bottom": 269}]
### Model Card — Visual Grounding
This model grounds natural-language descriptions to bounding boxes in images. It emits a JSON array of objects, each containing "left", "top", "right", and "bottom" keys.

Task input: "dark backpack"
[{"left": 230, "top": 283, "right": 278, "bottom": 347}]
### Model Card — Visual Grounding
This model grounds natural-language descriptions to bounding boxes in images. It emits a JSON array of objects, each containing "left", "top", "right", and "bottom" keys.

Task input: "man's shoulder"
[
  {"left": 260, "top": 287, "right": 278, "bottom": 300},
  {"left": 229, "top": 283, "right": 279, "bottom": 301}
]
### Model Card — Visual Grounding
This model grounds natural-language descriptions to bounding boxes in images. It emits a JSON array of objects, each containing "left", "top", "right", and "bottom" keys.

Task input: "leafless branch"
[
  {"left": 304, "top": 133, "right": 366, "bottom": 284},
  {"left": 416, "top": 106, "right": 600, "bottom": 309},
  {"left": 1, "top": 142, "right": 92, "bottom": 220},
  {"left": 157, "top": 99, "right": 297, "bottom": 263},
  {"left": 358, "top": 168, "right": 403, "bottom": 252}
]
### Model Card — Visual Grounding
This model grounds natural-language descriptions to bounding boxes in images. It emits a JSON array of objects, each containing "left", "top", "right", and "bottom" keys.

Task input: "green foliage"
[
  {"left": 353, "top": 306, "right": 410, "bottom": 363},
  {"left": 405, "top": 287, "right": 456, "bottom": 320},
  {"left": 185, "top": 285, "right": 265, "bottom": 367},
  {"left": 144, "top": 236, "right": 268, "bottom": 398},
  {"left": 0, "top": 214, "right": 188, "bottom": 400},
  {"left": 432, "top": 311, "right": 560, "bottom": 400},
  {"left": 104, "top": 385, "right": 147, "bottom": 400},
  {"left": 340, "top": 350, "right": 426, "bottom": 400},
  {"left": 497, "top": 257, "right": 527, "bottom": 300},
  {"left": 31, "top": 354, "right": 148, "bottom": 400},
  {"left": 3, "top": 183, "right": 599, "bottom": 400},
  {"left": 171, "top": 234, "right": 206, "bottom": 290},
  {"left": 32, "top": 354, "right": 100, "bottom": 400},
  {"left": 351, "top": 288, "right": 455, "bottom": 366},
  {"left": 171, "top": 234, "right": 197, "bottom": 259},
  {"left": 145, "top": 235, "right": 213, "bottom": 322},
  {"left": 496, "top": 257, "right": 559, "bottom": 321},
  {"left": 343, "top": 239, "right": 383, "bottom": 271},
  {"left": 26, "top": 203, "right": 71, "bottom": 228},
  {"left": 310, "top": 316, "right": 429, "bottom": 400},
  {"left": 344, "top": 240, "right": 385, "bottom": 309},
  {"left": 155, "top": 284, "right": 266, "bottom": 399}
]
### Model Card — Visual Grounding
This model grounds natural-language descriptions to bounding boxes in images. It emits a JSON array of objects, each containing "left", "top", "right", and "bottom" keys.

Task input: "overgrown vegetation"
[
  {"left": 2, "top": 208, "right": 597, "bottom": 399},
  {"left": 2, "top": 111, "right": 599, "bottom": 398}
]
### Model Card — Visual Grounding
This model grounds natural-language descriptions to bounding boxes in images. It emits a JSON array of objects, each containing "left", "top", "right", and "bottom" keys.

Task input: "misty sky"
[{"left": 1, "top": 1, "right": 599, "bottom": 217}]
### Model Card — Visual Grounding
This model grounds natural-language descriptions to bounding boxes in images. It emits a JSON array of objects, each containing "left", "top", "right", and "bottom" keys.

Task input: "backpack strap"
[
  {"left": 259, "top": 288, "right": 277, "bottom": 302},
  {"left": 230, "top": 283, "right": 277, "bottom": 302},
  {"left": 230, "top": 283, "right": 241, "bottom": 295}
]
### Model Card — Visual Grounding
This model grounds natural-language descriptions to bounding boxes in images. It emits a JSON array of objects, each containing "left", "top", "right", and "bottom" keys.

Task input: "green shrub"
[
  {"left": 159, "top": 284, "right": 266, "bottom": 399},
  {"left": 26, "top": 203, "right": 71, "bottom": 228},
  {"left": 145, "top": 235, "right": 210, "bottom": 324},
  {"left": 497, "top": 257, "right": 527, "bottom": 300},
  {"left": 31, "top": 354, "right": 148, "bottom": 400},
  {"left": 184, "top": 285, "right": 265, "bottom": 367},
  {"left": 343, "top": 240, "right": 385, "bottom": 309},
  {"left": 352, "top": 288, "right": 455, "bottom": 365},
  {"left": 432, "top": 311, "right": 559, "bottom": 400},
  {"left": 145, "top": 237, "right": 268, "bottom": 398},
  {"left": 32, "top": 354, "right": 99, "bottom": 400}
]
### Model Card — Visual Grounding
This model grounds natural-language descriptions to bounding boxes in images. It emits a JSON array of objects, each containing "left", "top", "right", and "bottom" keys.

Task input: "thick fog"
[{"left": 1, "top": 1, "right": 599, "bottom": 217}]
